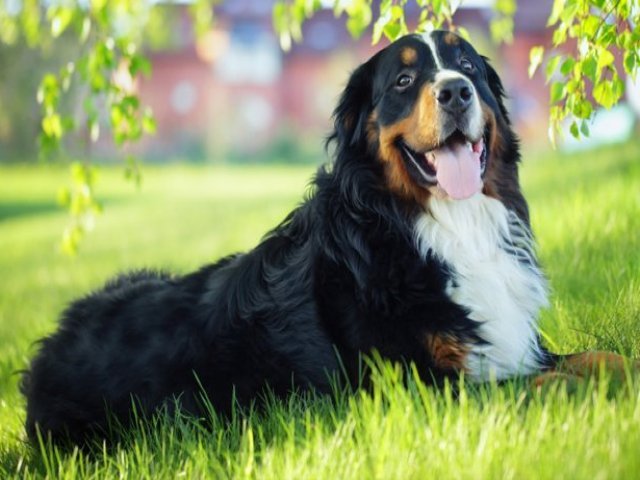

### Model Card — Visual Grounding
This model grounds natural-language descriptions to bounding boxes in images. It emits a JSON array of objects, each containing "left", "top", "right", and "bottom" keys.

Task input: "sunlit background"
[{"left": 1, "top": 0, "right": 638, "bottom": 165}]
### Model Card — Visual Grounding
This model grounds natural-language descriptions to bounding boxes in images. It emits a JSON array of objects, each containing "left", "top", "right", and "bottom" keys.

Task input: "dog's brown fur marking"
[
  {"left": 557, "top": 351, "right": 637, "bottom": 377},
  {"left": 443, "top": 32, "right": 460, "bottom": 45},
  {"left": 366, "top": 111, "right": 379, "bottom": 146},
  {"left": 479, "top": 102, "right": 502, "bottom": 200},
  {"left": 377, "top": 84, "right": 440, "bottom": 203},
  {"left": 530, "top": 371, "right": 584, "bottom": 391},
  {"left": 425, "top": 333, "right": 468, "bottom": 371},
  {"left": 401, "top": 47, "right": 418, "bottom": 65}
]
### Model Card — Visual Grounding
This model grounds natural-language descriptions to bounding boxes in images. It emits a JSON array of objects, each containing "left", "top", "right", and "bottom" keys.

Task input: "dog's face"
[{"left": 333, "top": 31, "right": 516, "bottom": 205}]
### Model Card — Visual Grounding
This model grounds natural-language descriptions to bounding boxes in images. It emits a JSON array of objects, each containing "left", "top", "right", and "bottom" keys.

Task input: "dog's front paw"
[
  {"left": 530, "top": 371, "right": 585, "bottom": 393},
  {"left": 556, "top": 351, "right": 640, "bottom": 381}
]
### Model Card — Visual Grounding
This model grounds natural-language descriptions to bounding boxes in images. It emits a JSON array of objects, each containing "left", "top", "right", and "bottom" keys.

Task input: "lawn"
[{"left": 1, "top": 141, "right": 639, "bottom": 478}]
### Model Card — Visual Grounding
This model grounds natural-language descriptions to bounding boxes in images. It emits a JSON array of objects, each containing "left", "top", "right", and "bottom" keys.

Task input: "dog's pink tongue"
[{"left": 433, "top": 142, "right": 482, "bottom": 200}]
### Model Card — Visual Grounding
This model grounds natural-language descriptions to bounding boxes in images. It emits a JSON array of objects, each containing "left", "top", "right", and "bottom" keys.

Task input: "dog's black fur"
[{"left": 22, "top": 32, "right": 554, "bottom": 444}]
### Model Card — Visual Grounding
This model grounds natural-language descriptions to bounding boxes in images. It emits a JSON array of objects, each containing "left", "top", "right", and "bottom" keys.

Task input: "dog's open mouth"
[{"left": 399, "top": 130, "right": 488, "bottom": 200}]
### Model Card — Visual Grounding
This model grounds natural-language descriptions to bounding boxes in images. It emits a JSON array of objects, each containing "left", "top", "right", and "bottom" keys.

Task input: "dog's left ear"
[
  {"left": 327, "top": 58, "right": 376, "bottom": 151},
  {"left": 482, "top": 56, "right": 511, "bottom": 123}
]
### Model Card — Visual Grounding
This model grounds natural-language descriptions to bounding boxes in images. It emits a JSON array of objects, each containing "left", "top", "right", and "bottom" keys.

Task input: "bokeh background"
[{"left": 1, "top": 0, "right": 638, "bottom": 165}]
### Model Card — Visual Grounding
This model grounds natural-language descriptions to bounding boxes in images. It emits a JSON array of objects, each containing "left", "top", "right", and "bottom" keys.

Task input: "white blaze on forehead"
[
  {"left": 434, "top": 69, "right": 468, "bottom": 82},
  {"left": 420, "top": 33, "right": 484, "bottom": 140},
  {"left": 420, "top": 31, "right": 443, "bottom": 69}
]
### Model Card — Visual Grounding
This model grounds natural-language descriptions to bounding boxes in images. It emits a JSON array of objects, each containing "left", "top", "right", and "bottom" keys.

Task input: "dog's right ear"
[{"left": 327, "top": 59, "right": 375, "bottom": 152}]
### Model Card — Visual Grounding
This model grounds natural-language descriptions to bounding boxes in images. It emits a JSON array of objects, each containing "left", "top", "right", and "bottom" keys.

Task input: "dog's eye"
[
  {"left": 460, "top": 57, "right": 475, "bottom": 73},
  {"left": 395, "top": 74, "right": 414, "bottom": 89}
]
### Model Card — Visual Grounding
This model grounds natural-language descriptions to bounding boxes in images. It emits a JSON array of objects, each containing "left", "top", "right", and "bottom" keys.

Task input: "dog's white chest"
[{"left": 415, "top": 194, "right": 548, "bottom": 381}]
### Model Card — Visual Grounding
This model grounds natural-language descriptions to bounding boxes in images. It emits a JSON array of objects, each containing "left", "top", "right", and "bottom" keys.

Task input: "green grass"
[{"left": 1, "top": 141, "right": 639, "bottom": 479}]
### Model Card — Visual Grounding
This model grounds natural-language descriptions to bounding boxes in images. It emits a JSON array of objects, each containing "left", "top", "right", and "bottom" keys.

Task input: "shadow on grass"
[
  {"left": 4, "top": 349, "right": 640, "bottom": 479},
  {"left": 4, "top": 369, "right": 638, "bottom": 479},
  {"left": 0, "top": 390, "right": 344, "bottom": 478},
  {"left": 0, "top": 196, "right": 127, "bottom": 223},
  {"left": 0, "top": 201, "right": 60, "bottom": 222}
]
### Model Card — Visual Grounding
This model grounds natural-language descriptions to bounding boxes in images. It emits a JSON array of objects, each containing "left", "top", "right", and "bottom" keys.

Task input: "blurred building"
[
  {"left": 134, "top": 1, "right": 378, "bottom": 162},
  {"left": 128, "top": 0, "right": 569, "bottom": 162}
]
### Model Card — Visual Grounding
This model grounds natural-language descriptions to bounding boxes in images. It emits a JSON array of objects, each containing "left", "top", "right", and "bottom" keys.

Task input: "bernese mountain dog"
[{"left": 22, "top": 31, "right": 637, "bottom": 444}]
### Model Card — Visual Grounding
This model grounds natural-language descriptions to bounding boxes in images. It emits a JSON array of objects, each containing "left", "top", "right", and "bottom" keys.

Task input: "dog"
[{"left": 22, "top": 31, "right": 636, "bottom": 444}]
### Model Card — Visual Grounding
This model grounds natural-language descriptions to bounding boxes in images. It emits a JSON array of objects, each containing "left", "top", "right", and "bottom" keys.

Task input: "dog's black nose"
[{"left": 436, "top": 78, "right": 474, "bottom": 113}]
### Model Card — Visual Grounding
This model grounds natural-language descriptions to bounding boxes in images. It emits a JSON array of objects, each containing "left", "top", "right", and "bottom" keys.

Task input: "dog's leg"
[
  {"left": 554, "top": 351, "right": 639, "bottom": 378},
  {"left": 530, "top": 351, "right": 640, "bottom": 389},
  {"left": 529, "top": 370, "right": 584, "bottom": 390}
]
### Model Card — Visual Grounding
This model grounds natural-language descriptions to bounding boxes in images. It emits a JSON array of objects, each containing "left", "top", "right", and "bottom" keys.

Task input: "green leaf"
[
  {"left": 559, "top": 0, "right": 579, "bottom": 23},
  {"left": 550, "top": 81, "right": 566, "bottom": 103},
  {"left": 90, "top": 73, "right": 107, "bottom": 92},
  {"left": 574, "top": 99, "right": 593, "bottom": 119},
  {"left": 456, "top": 26, "right": 471, "bottom": 41},
  {"left": 110, "top": 105, "right": 123, "bottom": 128},
  {"left": 129, "top": 55, "right": 152, "bottom": 77},
  {"left": 569, "top": 121, "right": 579, "bottom": 138},
  {"left": 91, "top": 0, "right": 108, "bottom": 14},
  {"left": 552, "top": 24, "right": 568, "bottom": 46},
  {"left": 95, "top": 41, "right": 115, "bottom": 69},
  {"left": 71, "top": 162, "right": 88, "bottom": 184},
  {"left": 495, "top": 0, "right": 516, "bottom": 16},
  {"left": 50, "top": 7, "right": 74, "bottom": 38},
  {"left": 582, "top": 56, "right": 597, "bottom": 82},
  {"left": 547, "top": 0, "right": 566, "bottom": 26},
  {"left": 272, "top": 2, "right": 286, "bottom": 30},
  {"left": 60, "top": 62, "right": 74, "bottom": 91},
  {"left": 580, "top": 120, "right": 590, "bottom": 137},
  {"left": 490, "top": 17, "right": 514, "bottom": 44},
  {"left": 433, "top": 0, "right": 444, "bottom": 16},
  {"left": 565, "top": 78, "right": 581, "bottom": 94},
  {"left": 582, "top": 15, "right": 600, "bottom": 38},
  {"left": 61, "top": 226, "right": 83, "bottom": 256},
  {"left": 346, "top": 3, "right": 372, "bottom": 39},
  {"left": 190, "top": 0, "right": 214, "bottom": 38},
  {"left": 42, "top": 114, "right": 63, "bottom": 139},
  {"left": 545, "top": 55, "right": 562, "bottom": 81},
  {"left": 372, "top": 7, "right": 391, "bottom": 44},
  {"left": 372, "top": 3, "right": 405, "bottom": 43},
  {"left": 596, "top": 49, "right": 615, "bottom": 74},
  {"left": 142, "top": 109, "right": 156, "bottom": 134},
  {"left": 623, "top": 51, "right": 637, "bottom": 75},
  {"left": 383, "top": 21, "right": 402, "bottom": 41},
  {"left": 592, "top": 77, "right": 623, "bottom": 109},
  {"left": 599, "top": 24, "right": 617, "bottom": 47},
  {"left": 80, "top": 17, "right": 91, "bottom": 42},
  {"left": 612, "top": 74, "right": 625, "bottom": 101},
  {"left": 529, "top": 46, "right": 545, "bottom": 78},
  {"left": 37, "top": 74, "right": 59, "bottom": 107},
  {"left": 390, "top": 5, "right": 404, "bottom": 19},
  {"left": 121, "top": 95, "right": 140, "bottom": 111},
  {"left": 618, "top": 31, "right": 632, "bottom": 49},
  {"left": 593, "top": 81, "right": 611, "bottom": 108},
  {"left": 560, "top": 57, "right": 576, "bottom": 76},
  {"left": 21, "top": 0, "right": 42, "bottom": 46}
]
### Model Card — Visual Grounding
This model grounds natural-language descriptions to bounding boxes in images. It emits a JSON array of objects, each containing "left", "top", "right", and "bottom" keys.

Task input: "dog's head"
[{"left": 330, "top": 31, "right": 519, "bottom": 206}]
